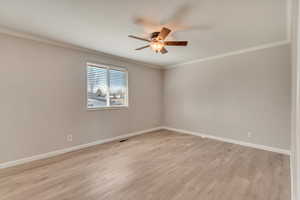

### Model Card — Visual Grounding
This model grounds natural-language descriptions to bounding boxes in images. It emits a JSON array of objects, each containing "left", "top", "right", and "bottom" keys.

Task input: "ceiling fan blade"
[
  {"left": 134, "top": 17, "right": 161, "bottom": 28},
  {"left": 164, "top": 41, "right": 188, "bottom": 46},
  {"left": 174, "top": 24, "right": 212, "bottom": 32},
  {"left": 162, "top": 4, "right": 191, "bottom": 25},
  {"left": 135, "top": 45, "right": 150, "bottom": 50},
  {"left": 158, "top": 27, "right": 171, "bottom": 40},
  {"left": 128, "top": 35, "right": 151, "bottom": 42},
  {"left": 160, "top": 47, "right": 168, "bottom": 54}
]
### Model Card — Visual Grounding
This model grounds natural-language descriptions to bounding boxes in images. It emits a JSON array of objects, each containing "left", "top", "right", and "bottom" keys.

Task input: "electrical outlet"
[
  {"left": 67, "top": 134, "right": 73, "bottom": 142},
  {"left": 247, "top": 132, "right": 252, "bottom": 138}
]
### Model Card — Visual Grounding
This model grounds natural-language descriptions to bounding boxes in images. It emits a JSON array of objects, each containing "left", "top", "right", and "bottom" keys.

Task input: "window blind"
[
  {"left": 87, "top": 64, "right": 128, "bottom": 109},
  {"left": 87, "top": 66, "right": 108, "bottom": 108},
  {"left": 109, "top": 69, "right": 127, "bottom": 106}
]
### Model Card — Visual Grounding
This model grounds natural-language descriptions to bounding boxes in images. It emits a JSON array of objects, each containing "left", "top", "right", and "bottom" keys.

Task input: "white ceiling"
[{"left": 0, "top": 0, "right": 289, "bottom": 67}]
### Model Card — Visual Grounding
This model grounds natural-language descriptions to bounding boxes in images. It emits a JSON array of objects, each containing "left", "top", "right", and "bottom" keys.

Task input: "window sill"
[{"left": 87, "top": 106, "right": 129, "bottom": 111}]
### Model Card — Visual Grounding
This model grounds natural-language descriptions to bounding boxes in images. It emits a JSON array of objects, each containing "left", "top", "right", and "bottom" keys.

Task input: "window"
[{"left": 87, "top": 63, "right": 128, "bottom": 109}]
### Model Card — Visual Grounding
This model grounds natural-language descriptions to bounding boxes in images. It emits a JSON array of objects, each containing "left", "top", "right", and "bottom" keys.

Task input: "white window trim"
[{"left": 86, "top": 62, "right": 129, "bottom": 111}]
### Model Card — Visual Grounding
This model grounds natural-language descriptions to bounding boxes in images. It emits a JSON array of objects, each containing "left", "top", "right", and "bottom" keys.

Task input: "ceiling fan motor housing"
[
  {"left": 151, "top": 32, "right": 160, "bottom": 40},
  {"left": 129, "top": 27, "right": 188, "bottom": 54}
]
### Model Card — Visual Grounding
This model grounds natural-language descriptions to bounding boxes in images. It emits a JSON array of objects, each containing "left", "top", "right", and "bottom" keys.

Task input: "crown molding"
[
  {"left": 0, "top": 0, "right": 292, "bottom": 71},
  {"left": 165, "top": 40, "right": 291, "bottom": 69},
  {"left": 287, "top": 0, "right": 292, "bottom": 42},
  {"left": 0, "top": 26, "right": 290, "bottom": 70},
  {"left": 165, "top": 0, "right": 292, "bottom": 69},
  {"left": 0, "top": 26, "right": 163, "bottom": 70}
]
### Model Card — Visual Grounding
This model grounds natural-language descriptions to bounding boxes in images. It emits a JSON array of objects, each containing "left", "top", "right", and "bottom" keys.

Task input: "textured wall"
[
  {"left": 0, "top": 34, "right": 163, "bottom": 163},
  {"left": 164, "top": 45, "right": 291, "bottom": 150}
]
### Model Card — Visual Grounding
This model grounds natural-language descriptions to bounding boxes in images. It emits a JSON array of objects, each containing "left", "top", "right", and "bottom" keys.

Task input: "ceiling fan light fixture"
[
  {"left": 150, "top": 40, "right": 164, "bottom": 52},
  {"left": 129, "top": 27, "right": 188, "bottom": 54}
]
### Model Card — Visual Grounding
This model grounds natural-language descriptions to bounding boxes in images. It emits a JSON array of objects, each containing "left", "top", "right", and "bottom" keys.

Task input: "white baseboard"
[
  {"left": 162, "top": 126, "right": 291, "bottom": 156},
  {"left": 0, "top": 127, "right": 163, "bottom": 169},
  {"left": 0, "top": 126, "right": 290, "bottom": 169},
  {"left": 290, "top": 152, "right": 295, "bottom": 200}
]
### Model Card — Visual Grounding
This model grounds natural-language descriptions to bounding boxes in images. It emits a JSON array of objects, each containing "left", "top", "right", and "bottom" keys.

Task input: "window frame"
[{"left": 86, "top": 62, "right": 129, "bottom": 111}]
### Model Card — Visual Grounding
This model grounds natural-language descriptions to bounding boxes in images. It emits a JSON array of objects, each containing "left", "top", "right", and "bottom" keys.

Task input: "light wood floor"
[{"left": 0, "top": 130, "right": 290, "bottom": 200}]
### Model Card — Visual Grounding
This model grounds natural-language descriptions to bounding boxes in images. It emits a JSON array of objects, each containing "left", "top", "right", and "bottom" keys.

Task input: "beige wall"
[
  {"left": 291, "top": 0, "right": 300, "bottom": 198},
  {"left": 0, "top": 34, "right": 163, "bottom": 163},
  {"left": 0, "top": 33, "right": 292, "bottom": 164},
  {"left": 163, "top": 44, "right": 291, "bottom": 150}
]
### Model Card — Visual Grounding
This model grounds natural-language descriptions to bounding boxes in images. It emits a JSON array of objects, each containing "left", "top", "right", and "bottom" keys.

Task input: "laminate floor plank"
[{"left": 0, "top": 130, "right": 290, "bottom": 200}]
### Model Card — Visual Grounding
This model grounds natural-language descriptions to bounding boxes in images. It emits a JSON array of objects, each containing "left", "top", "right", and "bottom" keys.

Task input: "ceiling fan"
[{"left": 128, "top": 27, "right": 188, "bottom": 54}]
